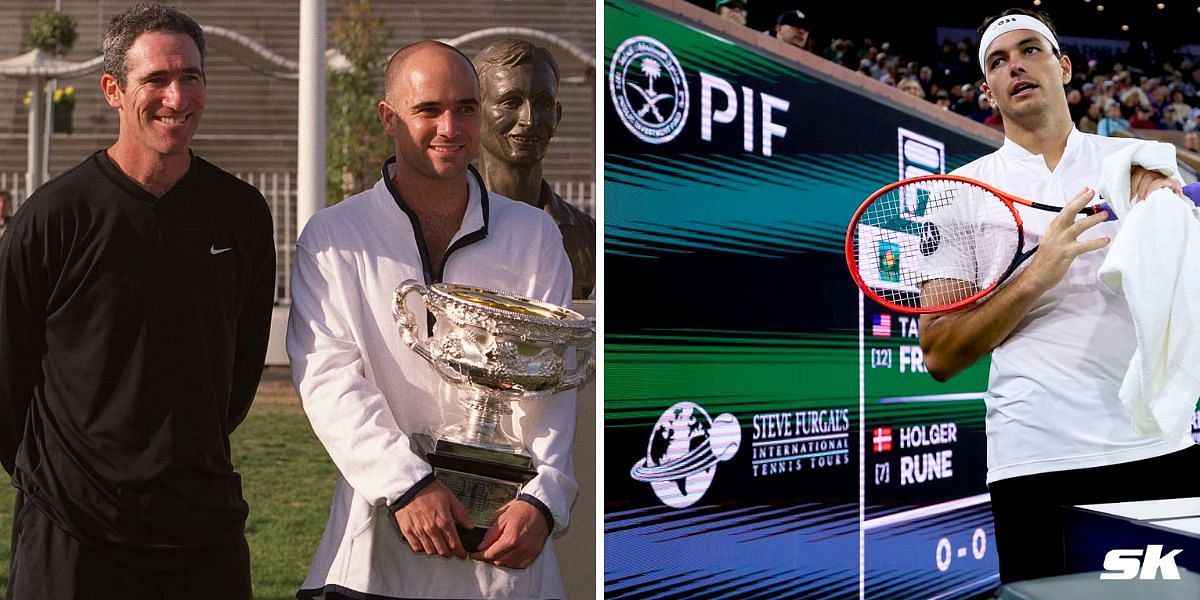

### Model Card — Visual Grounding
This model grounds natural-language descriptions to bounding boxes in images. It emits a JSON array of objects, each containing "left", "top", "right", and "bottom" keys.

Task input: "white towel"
[
  {"left": 1098, "top": 140, "right": 1181, "bottom": 219},
  {"left": 1097, "top": 187, "right": 1200, "bottom": 441}
]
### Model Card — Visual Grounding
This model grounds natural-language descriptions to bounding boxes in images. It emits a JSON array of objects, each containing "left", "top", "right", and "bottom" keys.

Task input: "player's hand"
[
  {"left": 394, "top": 481, "right": 474, "bottom": 559},
  {"left": 1130, "top": 166, "right": 1182, "bottom": 203},
  {"left": 1023, "top": 187, "right": 1110, "bottom": 294},
  {"left": 469, "top": 499, "right": 549, "bottom": 569}
]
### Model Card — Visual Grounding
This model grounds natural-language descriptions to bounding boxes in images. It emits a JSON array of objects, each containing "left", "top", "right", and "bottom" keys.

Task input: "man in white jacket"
[{"left": 287, "top": 40, "right": 577, "bottom": 599}]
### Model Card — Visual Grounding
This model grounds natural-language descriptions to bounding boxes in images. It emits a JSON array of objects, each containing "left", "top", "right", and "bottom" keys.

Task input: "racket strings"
[{"left": 853, "top": 180, "right": 1019, "bottom": 311}]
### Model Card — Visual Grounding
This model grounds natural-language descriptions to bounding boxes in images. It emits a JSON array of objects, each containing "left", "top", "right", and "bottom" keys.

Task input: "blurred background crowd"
[{"left": 697, "top": 0, "right": 1200, "bottom": 152}]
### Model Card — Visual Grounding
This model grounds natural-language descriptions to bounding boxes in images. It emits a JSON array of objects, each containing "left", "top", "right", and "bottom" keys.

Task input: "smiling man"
[
  {"left": 0, "top": 3, "right": 275, "bottom": 599},
  {"left": 288, "top": 40, "right": 577, "bottom": 599},
  {"left": 917, "top": 8, "right": 1200, "bottom": 585},
  {"left": 475, "top": 39, "right": 595, "bottom": 299}
]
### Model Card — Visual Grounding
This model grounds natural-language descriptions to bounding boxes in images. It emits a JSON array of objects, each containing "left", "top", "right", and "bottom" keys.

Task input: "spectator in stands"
[
  {"left": 1098, "top": 101, "right": 1131, "bottom": 136},
  {"left": 917, "top": 65, "right": 936, "bottom": 96},
  {"left": 1148, "top": 83, "right": 1169, "bottom": 113},
  {"left": 968, "top": 94, "right": 993, "bottom": 122},
  {"left": 836, "top": 38, "right": 858, "bottom": 70},
  {"left": 0, "top": 190, "right": 9, "bottom": 238},
  {"left": 897, "top": 78, "right": 925, "bottom": 99},
  {"left": 1130, "top": 105, "right": 1160, "bottom": 130},
  {"left": 1185, "top": 110, "right": 1200, "bottom": 132},
  {"left": 1078, "top": 100, "right": 1102, "bottom": 134},
  {"left": 0, "top": 4, "right": 275, "bottom": 599},
  {"left": 1161, "top": 105, "right": 1186, "bottom": 131},
  {"left": 474, "top": 39, "right": 595, "bottom": 299},
  {"left": 934, "top": 89, "right": 951, "bottom": 110},
  {"left": 773, "top": 10, "right": 810, "bottom": 51},
  {"left": 1101, "top": 78, "right": 1117, "bottom": 101},
  {"left": 715, "top": 0, "right": 747, "bottom": 26},
  {"left": 1169, "top": 89, "right": 1191, "bottom": 118},
  {"left": 1116, "top": 72, "right": 1150, "bottom": 109},
  {"left": 870, "top": 52, "right": 888, "bottom": 80},
  {"left": 1081, "top": 81, "right": 1097, "bottom": 102},
  {"left": 1185, "top": 131, "right": 1199, "bottom": 153},
  {"left": 953, "top": 83, "right": 977, "bottom": 116},
  {"left": 1067, "top": 88, "right": 1086, "bottom": 126}
]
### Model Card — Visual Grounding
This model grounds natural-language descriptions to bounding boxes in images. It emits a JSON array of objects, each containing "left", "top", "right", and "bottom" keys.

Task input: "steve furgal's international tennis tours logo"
[
  {"left": 630, "top": 402, "right": 741, "bottom": 508},
  {"left": 609, "top": 36, "right": 791, "bottom": 155}
]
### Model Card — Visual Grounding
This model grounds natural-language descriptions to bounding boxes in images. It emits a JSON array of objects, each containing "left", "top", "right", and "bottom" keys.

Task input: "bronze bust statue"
[{"left": 474, "top": 39, "right": 596, "bottom": 299}]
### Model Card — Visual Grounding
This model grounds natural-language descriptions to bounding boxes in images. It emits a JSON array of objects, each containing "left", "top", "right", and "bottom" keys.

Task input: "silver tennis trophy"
[{"left": 393, "top": 279, "right": 595, "bottom": 551}]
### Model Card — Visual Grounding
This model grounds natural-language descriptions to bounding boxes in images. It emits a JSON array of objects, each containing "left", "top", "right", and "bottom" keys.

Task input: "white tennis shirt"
[{"left": 951, "top": 127, "right": 1195, "bottom": 483}]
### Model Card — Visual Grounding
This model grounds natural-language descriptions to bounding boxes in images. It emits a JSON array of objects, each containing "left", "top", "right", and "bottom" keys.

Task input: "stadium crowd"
[
  {"left": 710, "top": 1, "right": 1200, "bottom": 148},
  {"left": 829, "top": 34, "right": 1200, "bottom": 142}
]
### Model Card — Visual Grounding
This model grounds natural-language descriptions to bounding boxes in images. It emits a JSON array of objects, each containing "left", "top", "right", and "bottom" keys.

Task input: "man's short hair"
[
  {"left": 976, "top": 8, "right": 1061, "bottom": 58},
  {"left": 103, "top": 3, "right": 205, "bottom": 89},
  {"left": 473, "top": 39, "right": 560, "bottom": 91}
]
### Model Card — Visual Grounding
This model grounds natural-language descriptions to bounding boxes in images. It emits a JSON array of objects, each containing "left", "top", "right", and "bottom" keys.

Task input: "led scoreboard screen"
[{"left": 604, "top": 1, "right": 1005, "bottom": 598}]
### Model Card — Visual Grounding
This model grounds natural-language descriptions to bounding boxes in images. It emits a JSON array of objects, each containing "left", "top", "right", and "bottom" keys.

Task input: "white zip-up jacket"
[{"left": 288, "top": 160, "right": 577, "bottom": 599}]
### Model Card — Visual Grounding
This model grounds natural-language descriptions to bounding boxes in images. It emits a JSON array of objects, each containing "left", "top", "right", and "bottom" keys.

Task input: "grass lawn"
[{"left": 0, "top": 367, "right": 338, "bottom": 600}]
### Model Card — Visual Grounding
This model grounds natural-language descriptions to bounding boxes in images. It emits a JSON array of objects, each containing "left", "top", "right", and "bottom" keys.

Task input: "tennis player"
[{"left": 918, "top": 8, "right": 1200, "bottom": 584}]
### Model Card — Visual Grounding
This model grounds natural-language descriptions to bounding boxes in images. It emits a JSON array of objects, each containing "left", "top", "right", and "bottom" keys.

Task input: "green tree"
[
  {"left": 25, "top": 11, "right": 77, "bottom": 56},
  {"left": 327, "top": 0, "right": 391, "bottom": 205}
]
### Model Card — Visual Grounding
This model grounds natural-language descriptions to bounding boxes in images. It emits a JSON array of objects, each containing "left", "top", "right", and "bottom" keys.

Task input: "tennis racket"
[{"left": 844, "top": 174, "right": 1116, "bottom": 314}]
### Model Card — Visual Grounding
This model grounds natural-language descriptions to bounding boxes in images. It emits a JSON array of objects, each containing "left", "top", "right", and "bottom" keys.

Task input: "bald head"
[{"left": 384, "top": 40, "right": 478, "bottom": 104}]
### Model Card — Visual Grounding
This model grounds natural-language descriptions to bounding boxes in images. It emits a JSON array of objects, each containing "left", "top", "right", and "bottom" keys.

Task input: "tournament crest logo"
[
  {"left": 630, "top": 402, "right": 741, "bottom": 508},
  {"left": 609, "top": 36, "right": 689, "bottom": 144}
]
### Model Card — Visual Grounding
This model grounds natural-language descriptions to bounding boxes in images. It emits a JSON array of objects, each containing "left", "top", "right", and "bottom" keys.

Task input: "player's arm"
[
  {"left": 226, "top": 193, "right": 275, "bottom": 430},
  {"left": 0, "top": 225, "right": 47, "bottom": 474},
  {"left": 286, "top": 226, "right": 470, "bottom": 559},
  {"left": 920, "top": 187, "right": 1109, "bottom": 381}
]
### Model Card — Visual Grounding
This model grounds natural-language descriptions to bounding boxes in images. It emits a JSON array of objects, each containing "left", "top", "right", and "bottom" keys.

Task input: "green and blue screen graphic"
[{"left": 604, "top": 1, "right": 1009, "bottom": 597}]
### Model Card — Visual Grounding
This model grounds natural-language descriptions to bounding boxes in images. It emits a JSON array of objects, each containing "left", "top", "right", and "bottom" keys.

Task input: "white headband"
[{"left": 977, "top": 14, "right": 1059, "bottom": 72}]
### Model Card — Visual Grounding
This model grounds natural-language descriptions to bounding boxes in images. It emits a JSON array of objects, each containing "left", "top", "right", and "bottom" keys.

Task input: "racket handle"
[{"left": 1092, "top": 202, "right": 1118, "bottom": 222}]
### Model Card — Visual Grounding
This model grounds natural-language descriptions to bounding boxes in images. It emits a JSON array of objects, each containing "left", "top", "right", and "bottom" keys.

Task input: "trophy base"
[{"left": 412, "top": 434, "right": 537, "bottom": 553}]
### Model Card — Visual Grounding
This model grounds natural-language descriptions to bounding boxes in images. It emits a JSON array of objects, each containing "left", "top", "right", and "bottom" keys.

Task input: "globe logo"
[{"left": 630, "top": 402, "right": 741, "bottom": 508}]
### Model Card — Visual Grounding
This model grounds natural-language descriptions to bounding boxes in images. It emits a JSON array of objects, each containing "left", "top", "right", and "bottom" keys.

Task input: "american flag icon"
[
  {"left": 872, "top": 427, "right": 893, "bottom": 452},
  {"left": 872, "top": 313, "right": 891, "bottom": 337}
]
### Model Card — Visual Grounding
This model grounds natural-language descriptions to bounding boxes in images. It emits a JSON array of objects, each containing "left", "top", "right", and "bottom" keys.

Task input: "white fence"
[
  {"left": 235, "top": 172, "right": 297, "bottom": 303},
  {"left": 1, "top": 172, "right": 28, "bottom": 210},
  {"left": 552, "top": 180, "right": 595, "bottom": 216},
  {"left": 4, "top": 170, "right": 593, "bottom": 305}
]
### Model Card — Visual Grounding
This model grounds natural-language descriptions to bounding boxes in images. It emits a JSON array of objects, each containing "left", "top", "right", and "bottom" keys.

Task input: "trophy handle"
[
  {"left": 554, "top": 343, "right": 596, "bottom": 392},
  {"left": 393, "top": 279, "right": 433, "bottom": 362}
]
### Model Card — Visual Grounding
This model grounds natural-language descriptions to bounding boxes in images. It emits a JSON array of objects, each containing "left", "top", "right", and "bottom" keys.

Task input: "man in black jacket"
[{"left": 0, "top": 3, "right": 275, "bottom": 599}]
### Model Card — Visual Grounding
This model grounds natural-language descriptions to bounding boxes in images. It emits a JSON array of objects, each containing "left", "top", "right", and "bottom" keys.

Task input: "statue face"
[{"left": 479, "top": 60, "right": 561, "bottom": 168}]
